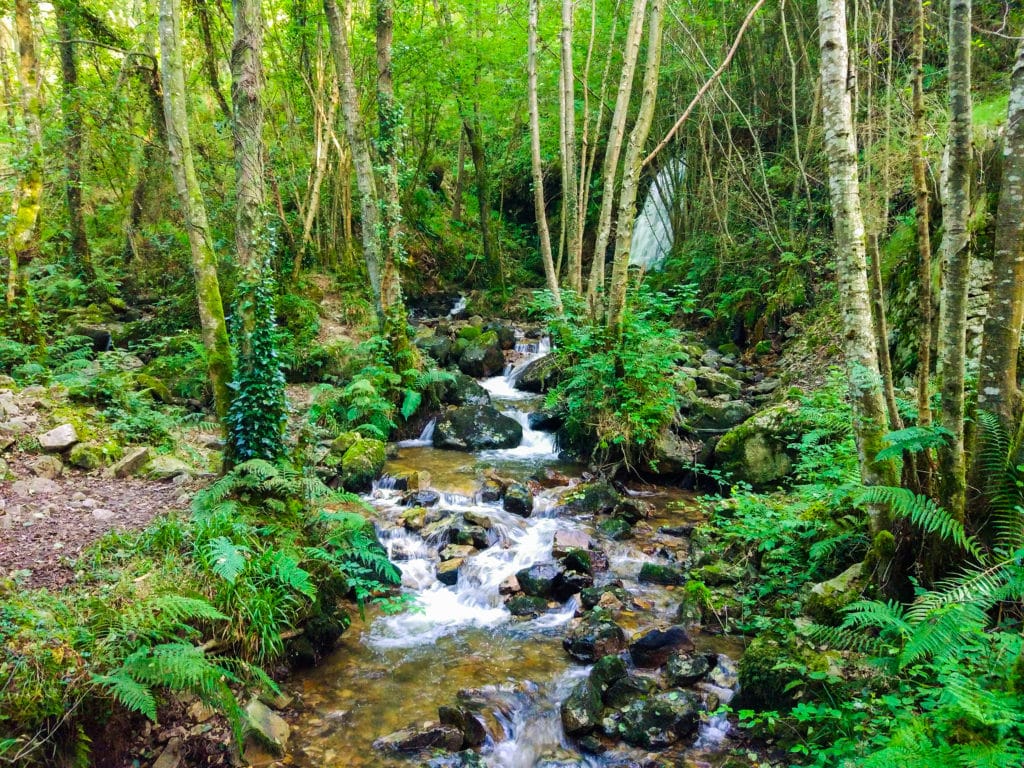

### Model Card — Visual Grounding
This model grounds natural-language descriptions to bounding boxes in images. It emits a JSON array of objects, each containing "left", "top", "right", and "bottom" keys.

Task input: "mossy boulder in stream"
[
  {"left": 416, "top": 334, "right": 454, "bottom": 366},
  {"left": 612, "top": 691, "right": 700, "bottom": 748},
  {"left": 713, "top": 404, "right": 798, "bottom": 489},
  {"left": 339, "top": 437, "right": 386, "bottom": 491},
  {"left": 516, "top": 562, "right": 564, "bottom": 599},
  {"left": 433, "top": 406, "right": 523, "bottom": 451},
  {"left": 513, "top": 354, "right": 561, "bottom": 394},
  {"left": 457, "top": 331, "right": 505, "bottom": 378},
  {"left": 563, "top": 610, "right": 627, "bottom": 662},
  {"left": 442, "top": 372, "right": 491, "bottom": 406},
  {"left": 628, "top": 625, "right": 695, "bottom": 668},
  {"left": 559, "top": 481, "right": 621, "bottom": 516},
  {"left": 560, "top": 677, "right": 603, "bottom": 736}
]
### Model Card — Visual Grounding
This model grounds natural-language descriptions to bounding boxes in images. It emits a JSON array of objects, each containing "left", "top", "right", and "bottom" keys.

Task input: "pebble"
[{"left": 92, "top": 508, "right": 116, "bottom": 521}]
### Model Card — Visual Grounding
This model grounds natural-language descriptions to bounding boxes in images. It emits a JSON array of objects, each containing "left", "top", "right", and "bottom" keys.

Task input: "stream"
[{"left": 289, "top": 335, "right": 747, "bottom": 768}]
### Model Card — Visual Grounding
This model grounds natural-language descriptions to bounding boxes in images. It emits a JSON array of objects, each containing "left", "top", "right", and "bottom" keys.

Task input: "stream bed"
[{"left": 287, "top": 338, "right": 749, "bottom": 768}]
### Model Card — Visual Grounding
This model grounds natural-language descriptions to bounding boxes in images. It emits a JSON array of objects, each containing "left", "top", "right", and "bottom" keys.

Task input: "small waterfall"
[
  {"left": 477, "top": 409, "right": 557, "bottom": 462},
  {"left": 482, "top": 334, "right": 551, "bottom": 400},
  {"left": 630, "top": 158, "right": 685, "bottom": 271},
  {"left": 449, "top": 295, "right": 468, "bottom": 317},
  {"left": 396, "top": 418, "right": 436, "bottom": 447}
]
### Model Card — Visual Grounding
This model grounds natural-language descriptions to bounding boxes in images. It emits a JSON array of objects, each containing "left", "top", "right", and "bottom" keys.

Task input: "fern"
[
  {"left": 856, "top": 486, "right": 984, "bottom": 561},
  {"left": 875, "top": 425, "right": 953, "bottom": 462},
  {"left": 204, "top": 537, "right": 250, "bottom": 583},
  {"left": 90, "top": 673, "right": 157, "bottom": 721}
]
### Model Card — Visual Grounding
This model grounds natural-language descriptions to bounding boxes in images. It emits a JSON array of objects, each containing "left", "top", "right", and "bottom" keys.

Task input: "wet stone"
[
  {"left": 373, "top": 724, "right": 463, "bottom": 753},
  {"left": 664, "top": 653, "right": 713, "bottom": 687},
  {"left": 629, "top": 626, "right": 695, "bottom": 669},
  {"left": 563, "top": 611, "right": 627, "bottom": 663},
  {"left": 516, "top": 562, "right": 564, "bottom": 599}
]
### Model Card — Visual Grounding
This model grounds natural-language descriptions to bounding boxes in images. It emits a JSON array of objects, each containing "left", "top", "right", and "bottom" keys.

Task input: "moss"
[
  {"left": 863, "top": 530, "right": 896, "bottom": 575},
  {"left": 738, "top": 635, "right": 831, "bottom": 709},
  {"left": 134, "top": 373, "right": 174, "bottom": 404},
  {"left": 340, "top": 437, "right": 386, "bottom": 490},
  {"left": 457, "top": 325, "right": 481, "bottom": 341},
  {"left": 67, "top": 442, "right": 104, "bottom": 470}
]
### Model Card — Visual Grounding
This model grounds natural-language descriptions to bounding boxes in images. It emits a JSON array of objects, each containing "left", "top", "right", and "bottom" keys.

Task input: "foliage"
[
  {"left": 538, "top": 286, "right": 695, "bottom": 468},
  {"left": 226, "top": 265, "right": 289, "bottom": 462}
]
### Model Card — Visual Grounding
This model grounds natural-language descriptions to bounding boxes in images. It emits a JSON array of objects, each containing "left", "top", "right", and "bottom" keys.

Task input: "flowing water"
[
  {"left": 289, "top": 334, "right": 746, "bottom": 767},
  {"left": 630, "top": 159, "right": 686, "bottom": 272}
]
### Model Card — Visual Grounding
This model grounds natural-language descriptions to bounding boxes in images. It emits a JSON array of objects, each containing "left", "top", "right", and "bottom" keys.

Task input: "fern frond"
[
  {"left": 91, "top": 673, "right": 157, "bottom": 721},
  {"left": 270, "top": 552, "right": 317, "bottom": 600},
  {"left": 204, "top": 537, "right": 250, "bottom": 583},
  {"left": 857, "top": 486, "right": 985, "bottom": 561},
  {"left": 875, "top": 425, "right": 953, "bottom": 461},
  {"left": 898, "top": 602, "right": 987, "bottom": 669},
  {"left": 840, "top": 599, "right": 912, "bottom": 640},
  {"left": 805, "top": 623, "right": 890, "bottom": 655}
]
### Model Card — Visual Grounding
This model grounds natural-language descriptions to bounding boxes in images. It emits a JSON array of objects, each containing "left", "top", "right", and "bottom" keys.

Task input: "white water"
[
  {"left": 630, "top": 158, "right": 685, "bottom": 271},
  {"left": 449, "top": 295, "right": 468, "bottom": 317},
  {"left": 395, "top": 417, "right": 436, "bottom": 448},
  {"left": 477, "top": 410, "right": 558, "bottom": 463}
]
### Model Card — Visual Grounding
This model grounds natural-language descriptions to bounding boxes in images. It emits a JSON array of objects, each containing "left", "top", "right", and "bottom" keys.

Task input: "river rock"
[
  {"left": 373, "top": 724, "right": 463, "bottom": 753},
  {"left": 498, "top": 575, "right": 519, "bottom": 594},
  {"left": 38, "top": 424, "right": 78, "bottom": 452},
  {"left": 340, "top": 437, "right": 386, "bottom": 491},
  {"left": 424, "top": 751, "right": 485, "bottom": 768},
  {"left": 559, "top": 481, "right": 620, "bottom": 516},
  {"left": 441, "top": 544, "right": 476, "bottom": 561},
  {"left": 506, "top": 595, "right": 548, "bottom": 617},
  {"left": 554, "top": 569, "right": 594, "bottom": 601},
  {"left": 694, "top": 369, "right": 741, "bottom": 398},
  {"left": 638, "top": 562, "right": 686, "bottom": 586},
  {"left": 442, "top": 372, "right": 491, "bottom": 406},
  {"left": 613, "top": 691, "right": 700, "bottom": 748},
  {"left": 503, "top": 483, "right": 533, "bottom": 516},
  {"left": 484, "top": 322, "right": 516, "bottom": 350},
  {"left": 403, "top": 489, "right": 441, "bottom": 507},
  {"left": 433, "top": 406, "right": 523, "bottom": 451},
  {"left": 563, "top": 611, "right": 627, "bottom": 663},
  {"left": 713, "top": 403, "right": 798, "bottom": 489},
  {"left": 453, "top": 523, "right": 489, "bottom": 549},
  {"left": 417, "top": 334, "right": 454, "bottom": 366},
  {"left": 603, "top": 674, "right": 658, "bottom": 709},
  {"left": 528, "top": 410, "right": 563, "bottom": 431},
  {"left": 243, "top": 698, "right": 290, "bottom": 757},
  {"left": 589, "top": 654, "right": 627, "bottom": 698},
  {"left": 685, "top": 397, "right": 755, "bottom": 433},
  {"left": 560, "top": 677, "right": 602, "bottom": 736},
  {"left": 629, "top": 626, "right": 695, "bottom": 668},
  {"left": 580, "top": 584, "right": 630, "bottom": 610},
  {"left": 645, "top": 430, "right": 701, "bottom": 477},
  {"left": 597, "top": 517, "right": 632, "bottom": 540},
  {"left": 458, "top": 331, "right": 505, "bottom": 378},
  {"left": 67, "top": 442, "right": 103, "bottom": 470},
  {"left": 516, "top": 562, "right": 564, "bottom": 599},
  {"left": 438, "top": 705, "right": 488, "bottom": 748},
  {"left": 664, "top": 652, "right": 713, "bottom": 687},
  {"left": 513, "top": 354, "right": 560, "bottom": 394},
  {"left": 30, "top": 455, "right": 63, "bottom": 479},
  {"left": 553, "top": 530, "right": 593, "bottom": 558},
  {"left": 437, "top": 558, "right": 463, "bottom": 586}
]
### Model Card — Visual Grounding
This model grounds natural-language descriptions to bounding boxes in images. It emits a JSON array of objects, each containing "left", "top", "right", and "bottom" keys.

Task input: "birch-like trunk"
[
  {"left": 323, "top": 0, "right": 383, "bottom": 312},
  {"left": 559, "top": 0, "right": 581, "bottom": 293},
  {"left": 977, "top": 37, "right": 1024, "bottom": 437},
  {"left": 605, "top": 0, "right": 664, "bottom": 338},
  {"left": 528, "top": 0, "right": 563, "bottom": 315},
  {"left": 816, "top": 0, "right": 899, "bottom": 530},
  {"left": 6, "top": 0, "right": 43, "bottom": 308},
  {"left": 584, "top": 0, "right": 648, "bottom": 319},
  {"left": 937, "top": 0, "right": 972, "bottom": 521},
  {"left": 158, "top": 0, "right": 233, "bottom": 418}
]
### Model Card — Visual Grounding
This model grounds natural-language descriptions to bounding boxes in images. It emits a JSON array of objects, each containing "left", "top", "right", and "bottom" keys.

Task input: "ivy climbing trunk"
[
  {"left": 816, "top": 0, "right": 900, "bottom": 582},
  {"left": 528, "top": 0, "right": 563, "bottom": 316},
  {"left": 937, "top": 0, "right": 973, "bottom": 522},
  {"left": 605, "top": 0, "right": 664, "bottom": 339},
  {"left": 977, "top": 36, "right": 1024, "bottom": 439},
  {"left": 6, "top": 0, "right": 43, "bottom": 311},
  {"left": 323, "top": 0, "right": 383, "bottom": 312},
  {"left": 584, "top": 0, "right": 648, "bottom": 320},
  {"left": 158, "top": 0, "right": 233, "bottom": 420}
]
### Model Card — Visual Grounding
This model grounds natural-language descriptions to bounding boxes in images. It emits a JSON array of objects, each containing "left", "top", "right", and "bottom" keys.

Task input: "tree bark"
[
  {"left": 584, "top": 0, "right": 648, "bottom": 320},
  {"left": 528, "top": 0, "right": 563, "bottom": 315},
  {"left": 55, "top": 0, "right": 96, "bottom": 286},
  {"left": 605, "top": 0, "right": 664, "bottom": 338},
  {"left": 560, "top": 0, "right": 581, "bottom": 293},
  {"left": 196, "top": 0, "right": 232, "bottom": 121},
  {"left": 977, "top": 36, "right": 1024, "bottom": 438},
  {"left": 937, "top": 0, "right": 972, "bottom": 522},
  {"left": 158, "top": 0, "right": 233, "bottom": 419},
  {"left": 816, "top": 0, "right": 899, "bottom": 564},
  {"left": 7, "top": 0, "right": 43, "bottom": 308}
]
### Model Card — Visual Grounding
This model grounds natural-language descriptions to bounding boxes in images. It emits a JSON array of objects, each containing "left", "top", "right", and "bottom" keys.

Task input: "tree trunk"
[
  {"left": 605, "top": 0, "right": 664, "bottom": 338},
  {"left": 55, "top": 0, "right": 96, "bottom": 287},
  {"left": 816, "top": 0, "right": 899, "bottom": 572},
  {"left": 158, "top": 0, "right": 233, "bottom": 419},
  {"left": 124, "top": 54, "right": 169, "bottom": 264},
  {"left": 528, "top": 0, "right": 563, "bottom": 315},
  {"left": 196, "top": 0, "right": 232, "bottom": 121},
  {"left": 559, "top": 0, "right": 581, "bottom": 293},
  {"left": 937, "top": 0, "right": 973, "bottom": 522},
  {"left": 977, "top": 36, "right": 1024, "bottom": 438},
  {"left": 911, "top": 0, "right": 934, "bottom": 437},
  {"left": 375, "top": 0, "right": 410, "bottom": 355},
  {"left": 7, "top": 0, "right": 43, "bottom": 309},
  {"left": 452, "top": 133, "right": 466, "bottom": 222},
  {"left": 293, "top": 85, "right": 338, "bottom": 281},
  {"left": 323, "top": 0, "right": 383, "bottom": 312},
  {"left": 584, "top": 0, "right": 648, "bottom": 320},
  {"left": 464, "top": 111, "right": 494, "bottom": 280}
]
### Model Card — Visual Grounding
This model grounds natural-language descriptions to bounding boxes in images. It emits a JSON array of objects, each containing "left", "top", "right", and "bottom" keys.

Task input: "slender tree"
[
  {"left": 937, "top": 0, "right": 973, "bottom": 522},
  {"left": 559, "top": 0, "right": 581, "bottom": 293},
  {"left": 158, "top": 0, "right": 233, "bottom": 418},
  {"left": 977, "top": 36, "right": 1024, "bottom": 439},
  {"left": 816, "top": 0, "right": 899, "bottom": 578}
]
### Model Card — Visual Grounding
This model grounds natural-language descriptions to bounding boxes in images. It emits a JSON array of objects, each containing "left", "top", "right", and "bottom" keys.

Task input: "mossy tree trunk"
[
  {"left": 584, "top": 0, "right": 648, "bottom": 321},
  {"left": 605, "top": 0, "right": 664, "bottom": 339},
  {"left": 816, "top": 0, "right": 900, "bottom": 586},
  {"left": 977, "top": 36, "right": 1024, "bottom": 440},
  {"left": 937, "top": 0, "right": 973, "bottom": 522},
  {"left": 559, "top": 0, "right": 581, "bottom": 294},
  {"left": 527, "top": 0, "right": 563, "bottom": 316},
  {"left": 158, "top": 0, "right": 233, "bottom": 419},
  {"left": 6, "top": 0, "right": 43, "bottom": 311}
]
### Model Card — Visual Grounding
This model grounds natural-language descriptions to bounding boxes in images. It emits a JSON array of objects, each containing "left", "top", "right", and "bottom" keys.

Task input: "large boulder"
[
  {"left": 560, "top": 677, "right": 602, "bottom": 736},
  {"left": 512, "top": 354, "right": 560, "bottom": 394},
  {"left": 694, "top": 369, "right": 741, "bottom": 397},
  {"left": 713, "top": 404, "right": 798, "bottom": 489},
  {"left": 458, "top": 331, "right": 505, "bottom": 378},
  {"left": 563, "top": 611, "right": 627, "bottom": 663},
  {"left": 559, "top": 481, "right": 621, "bottom": 516},
  {"left": 442, "top": 372, "right": 491, "bottom": 406},
  {"left": 644, "top": 430, "right": 701, "bottom": 477},
  {"left": 614, "top": 692, "right": 700, "bottom": 748},
  {"left": 373, "top": 724, "right": 463, "bottom": 753},
  {"left": 803, "top": 562, "right": 866, "bottom": 624},
  {"left": 516, "top": 562, "right": 564, "bottom": 599},
  {"left": 38, "top": 424, "right": 78, "bottom": 452},
  {"left": 243, "top": 698, "right": 291, "bottom": 757},
  {"left": 628, "top": 625, "right": 694, "bottom": 668},
  {"left": 417, "top": 335, "right": 454, "bottom": 366},
  {"left": 684, "top": 397, "right": 755, "bottom": 433},
  {"left": 433, "top": 406, "right": 522, "bottom": 451},
  {"left": 340, "top": 437, "right": 387, "bottom": 491}
]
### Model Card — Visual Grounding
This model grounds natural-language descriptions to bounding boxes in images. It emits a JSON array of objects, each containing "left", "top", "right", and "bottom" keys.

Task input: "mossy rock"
[
  {"left": 638, "top": 562, "right": 686, "bottom": 586},
  {"left": 803, "top": 562, "right": 866, "bottom": 624},
  {"left": 134, "top": 373, "right": 174, "bottom": 403},
  {"left": 560, "top": 481, "right": 621, "bottom": 516},
  {"left": 598, "top": 517, "right": 633, "bottom": 540},
  {"left": 737, "top": 635, "right": 832, "bottom": 708},
  {"left": 691, "top": 562, "right": 745, "bottom": 587},
  {"left": 713, "top": 404, "right": 798, "bottom": 489},
  {"left": 457, "top": 331, "right": 504, "bottom": 378},
  {"left": 330, "top": 431, "right": 360, "bottom": 456},
  {"left": 67, "top": 442, "right": 104, "bottom": 470},
  {"left": 340, "top": 438, "right": 386, "bottom": 491},
  {"left": 458, "top": 325, "right": 482, "bottom": 341}
]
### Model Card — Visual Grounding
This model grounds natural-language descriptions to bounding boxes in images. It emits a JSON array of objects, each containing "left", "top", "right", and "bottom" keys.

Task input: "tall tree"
[
  {"left": 816, "top": 0, "right": 899, "bottom": 576},
  {"left": 559, "top": 0, "right": 581, "bottom": 293},
  {"left": 6, "top": 0, "right": 43, "bottom": 310},
  {"left": 605, "top": 0, "right": 664, "bottom": 338},
  {"left": 584, "top": 0, "right": 648, "bottom": 319},
  {"left": 977, "top": 36, "right": 1024, "bottom": 439},
  {"left": 158, "top": 0, "right": 233, "bottom": 418},
  {"left": 937, "top": 0, "right": 973, "bottom": 521},
  {"left": 528, "top": 0, "right": 564, "bottom": 315}
]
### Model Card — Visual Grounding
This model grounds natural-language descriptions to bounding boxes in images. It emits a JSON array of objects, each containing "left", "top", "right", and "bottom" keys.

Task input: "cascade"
[{"left": 630, "top": 158, "right": 686, "bottom": 271}]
